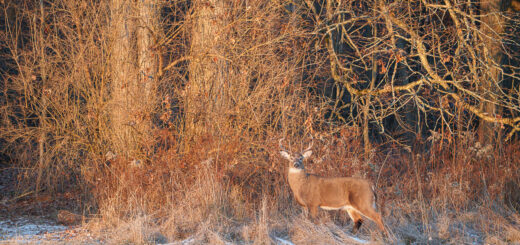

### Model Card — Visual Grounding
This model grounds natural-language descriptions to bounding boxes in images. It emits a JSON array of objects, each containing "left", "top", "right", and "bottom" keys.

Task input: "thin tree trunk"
[
  {"left": 136, "top": 0, "right": 158, "bottom": 150},
  {"left": 109, "top": 0, "right": 137, "bottom": 158},
  {"left": 186, "top": 0, "right": 227, "bottom": 138},
  {"left": 109, "top": 0, "right": 158, "bottom": 159},
  {"left": 36, "top": 0, "right": 47, "bottom": 193},
  {"left": 478, "top": 0, "right": 505, "bottom": 145}
]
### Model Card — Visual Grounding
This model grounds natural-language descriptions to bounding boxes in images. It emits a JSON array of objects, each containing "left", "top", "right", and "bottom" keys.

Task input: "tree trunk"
[
  {"left": 36, "top": 0, "right": 47, "bottom": 193},
  {"left": 478, "top": 0, "right": 505, "bottom": 145},
  {"left": 137, "top": 0, "right": 158, "bottom": 103},
  {"left": 136, "top": 0, "right": 159, "bottom": 151},
  {"left": 109, "top": 0, "right": 157, "bottom": 158},
  {"left": 186, "top": 0, "right": 228, "bottom": 138}
]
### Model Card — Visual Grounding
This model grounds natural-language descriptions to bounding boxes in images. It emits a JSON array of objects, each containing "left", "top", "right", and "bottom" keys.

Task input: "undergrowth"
[{"left": 82, "top": 131, "right": 520, "bottom": 244}]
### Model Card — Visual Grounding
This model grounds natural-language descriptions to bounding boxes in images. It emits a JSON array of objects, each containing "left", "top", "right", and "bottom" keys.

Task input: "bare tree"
[
  {"left": 310, "top": 0, "right": 520, "bottom": 150},
  {"left": 478, "top": 0, "right": 507, "bottom": 145}
]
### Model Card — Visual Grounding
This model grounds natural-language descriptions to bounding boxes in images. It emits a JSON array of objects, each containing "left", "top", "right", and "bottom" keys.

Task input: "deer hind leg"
[
  {"left": 357, "top": 206, "right": 388, "bottom": 236},
  {"left": 345, "top": 208, "right": 363, "bottom": 233}
]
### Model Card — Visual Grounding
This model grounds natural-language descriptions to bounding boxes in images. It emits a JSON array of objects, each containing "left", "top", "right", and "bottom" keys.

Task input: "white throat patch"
[{"left": 288, "top": 167, "right": 303, "bottom": 174}]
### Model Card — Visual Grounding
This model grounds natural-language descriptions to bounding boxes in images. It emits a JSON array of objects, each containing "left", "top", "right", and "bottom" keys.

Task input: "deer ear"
[
  {"left": 302, "top": 150, "right": 312, "bottom": 158},
  {"left": 280, "top": 150, "right": 292, "bottom": 160}
]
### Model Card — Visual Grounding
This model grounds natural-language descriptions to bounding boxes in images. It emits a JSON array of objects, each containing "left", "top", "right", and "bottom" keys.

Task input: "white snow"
[
  {"left": 274, "top": 236, "right": 295, "bottom": 245},
  {"left": 0, "top": 217, "right": 67, "bottom": 240},
  {"left": 160, "top": 237, "right": 194, "bottom": 245},
  {"left": 344, "top": 234, "right": 369, "bottom": 244}
]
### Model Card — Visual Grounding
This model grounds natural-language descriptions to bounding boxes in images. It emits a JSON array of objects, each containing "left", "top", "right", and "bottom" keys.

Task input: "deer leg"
[
  {"left": 307, "top": 205, "right": 319, "bottom": 224},
  {"left": 346, "top": 208, "right": 363, "bottom": 233},
  {"left": 357, "top": 206, "right": 388, "bottom": 236}
]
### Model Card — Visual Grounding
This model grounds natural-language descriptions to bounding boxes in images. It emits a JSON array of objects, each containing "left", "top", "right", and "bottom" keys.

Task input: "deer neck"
[{"left": 288, "top": 167, "right": 306, "bottom": 193}]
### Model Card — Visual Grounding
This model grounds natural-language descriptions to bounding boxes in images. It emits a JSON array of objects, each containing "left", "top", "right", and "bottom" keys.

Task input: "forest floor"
[
  {"left": 0, "top": 213, "right": 364, "bottom": 244},
  {"left": 0, "top": 203, "right": 506, "bottom": 245},
  {"left": 1, "top": 159, "right": 519, "bottom": 244},
  {"left": 0, "top": 216, "right": 95, "bottom": 244},
  {"left": 0, "top": 214, "right": 400, "bottom": 244},
  {"left": 0, "top": 215, "right": 497, "bottom": 245},
  {"left": 1, "top": 187, "right": 520, "bottom": 245}
]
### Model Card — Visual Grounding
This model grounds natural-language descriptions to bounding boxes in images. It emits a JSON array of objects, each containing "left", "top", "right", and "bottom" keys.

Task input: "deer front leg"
[
  {"left": 307, "top": 205, "right": 319, "bottom": 224},
  {"left": 346, "top": 209, "right": 363, "bottom": 234}
]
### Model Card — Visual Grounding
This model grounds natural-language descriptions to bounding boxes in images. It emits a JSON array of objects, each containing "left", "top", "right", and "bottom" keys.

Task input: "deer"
[{"left": 279, "top": 138, "right": 388, "bottom": 236}]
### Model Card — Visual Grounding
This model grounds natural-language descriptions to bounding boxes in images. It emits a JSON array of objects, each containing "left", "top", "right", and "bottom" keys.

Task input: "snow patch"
[
  {"left": 274, "top": 236, "right": 295, "bottom": 245},
  {"left": 0, "top": 217, "right": 67, "bottom": 240},
  {"left": 161, "top": 237, "right": 194, "bottom": 245},
  {"left": 345, "top": 234, "right": 369, "bottom": 244}
]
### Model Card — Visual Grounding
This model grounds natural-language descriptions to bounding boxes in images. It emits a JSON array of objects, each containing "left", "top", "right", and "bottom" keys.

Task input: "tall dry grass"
[
  {"left": 0, "top": 0, "right": 519, "bottom": 244},
  {"left": 1, "top": 1, "right": 113, "bottom": 198}
]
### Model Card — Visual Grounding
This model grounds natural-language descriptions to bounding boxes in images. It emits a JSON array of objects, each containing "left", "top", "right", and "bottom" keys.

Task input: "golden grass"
[{"left": 67, "top": 134, "right": 518, "bottom": 244}]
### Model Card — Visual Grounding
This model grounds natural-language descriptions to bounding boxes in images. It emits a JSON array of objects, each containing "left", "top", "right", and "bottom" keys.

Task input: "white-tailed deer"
[{"left": 279, "top": 139, "right": 387, "bottom": 235}]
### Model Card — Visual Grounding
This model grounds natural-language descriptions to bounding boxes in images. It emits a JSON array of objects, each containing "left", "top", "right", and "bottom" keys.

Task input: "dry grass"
[{"left": 68, "top": 135, "right": 518, "bottom": 244}]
